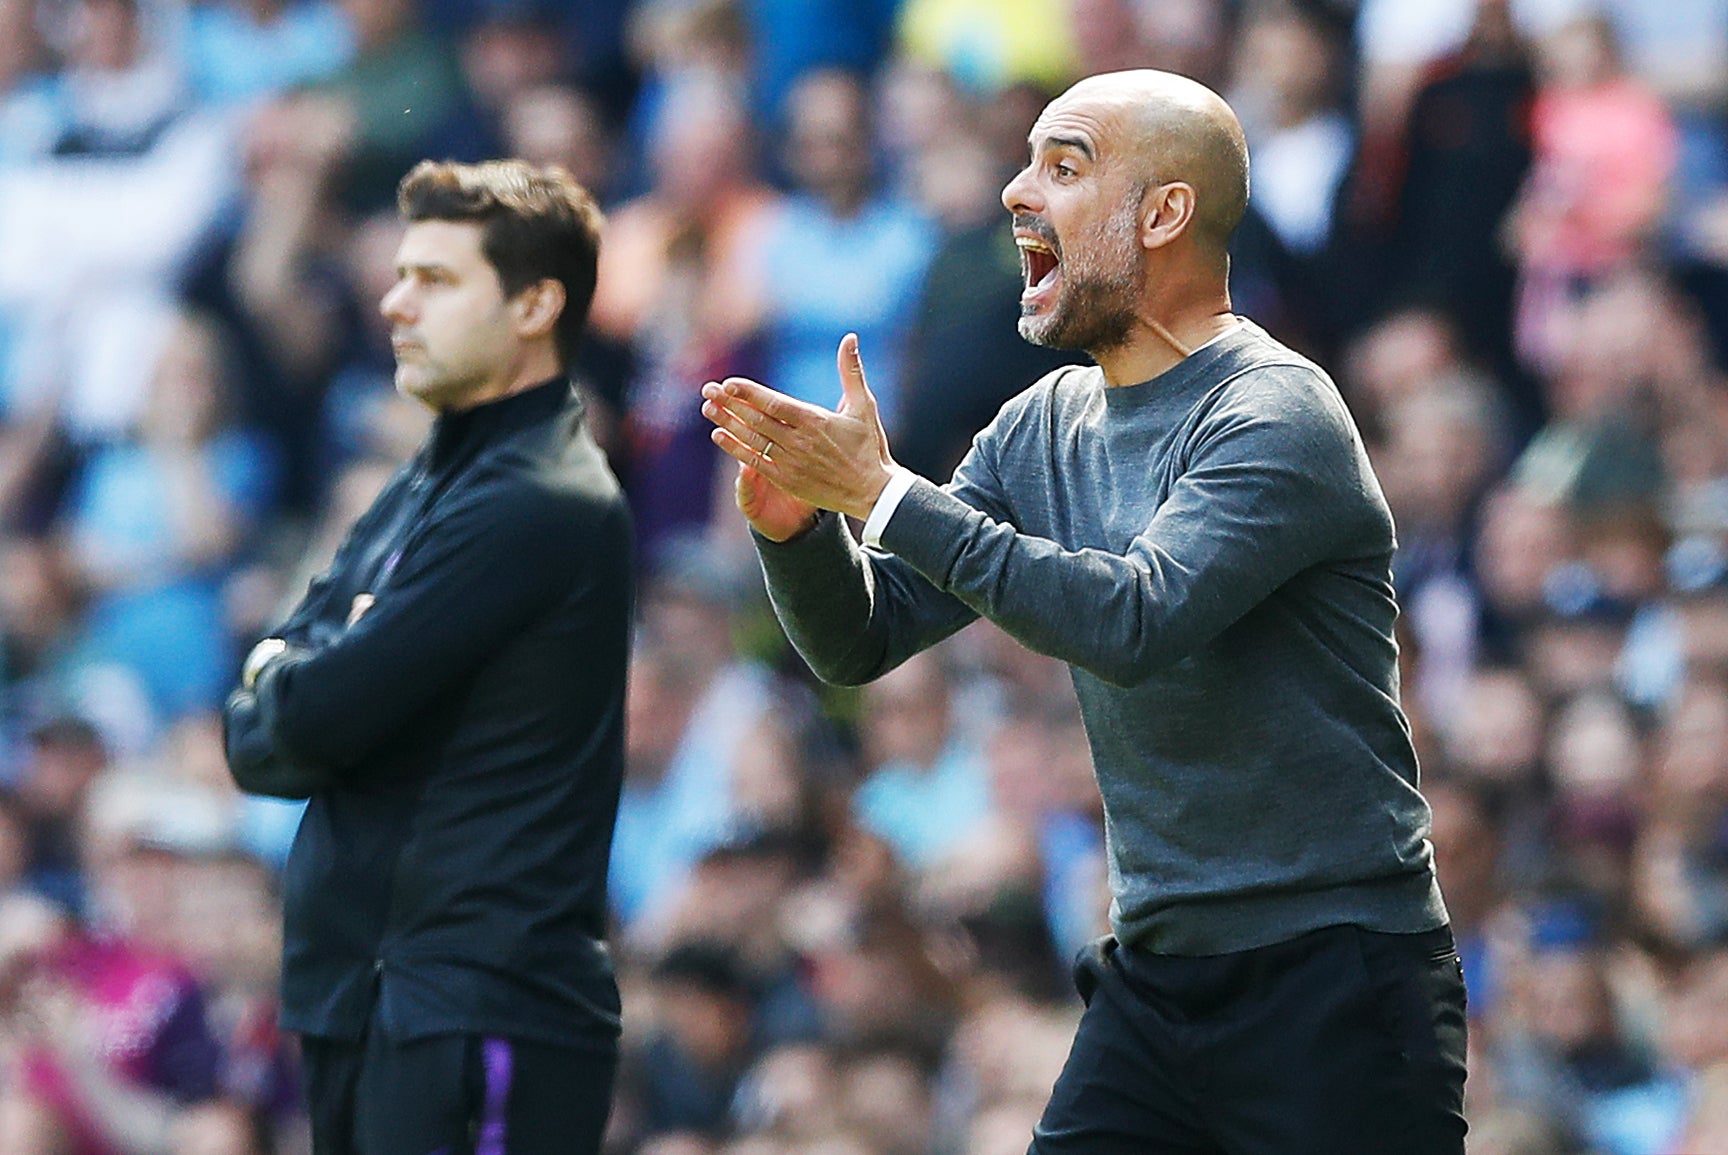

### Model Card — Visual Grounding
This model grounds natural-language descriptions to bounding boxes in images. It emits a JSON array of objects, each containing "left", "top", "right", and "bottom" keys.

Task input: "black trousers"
[
  {"left": 301, "top": 1022, "right": 616, "bottom": 1155},
  {"left": 1029, "top": 924, "right": 1468, "bottom": 1155}
]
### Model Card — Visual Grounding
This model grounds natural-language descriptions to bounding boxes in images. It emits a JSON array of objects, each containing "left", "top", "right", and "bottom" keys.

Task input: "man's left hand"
[{"left": 701, "top": 333, "right": 897, "bottom": 522}]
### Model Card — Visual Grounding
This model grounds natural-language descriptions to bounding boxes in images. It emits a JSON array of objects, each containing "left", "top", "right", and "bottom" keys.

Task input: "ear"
[
  {"left": 512, "top": 278, "right": 566, "bottom": 341},
  {"left": 1140, "top": 182, "right": 1197, "bottom": 252}
]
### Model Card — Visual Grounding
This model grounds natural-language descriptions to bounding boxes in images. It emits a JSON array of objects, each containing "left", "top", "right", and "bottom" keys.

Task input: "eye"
[{"left": 1055, "top": 161, "right": 1078, "bottom": 179}]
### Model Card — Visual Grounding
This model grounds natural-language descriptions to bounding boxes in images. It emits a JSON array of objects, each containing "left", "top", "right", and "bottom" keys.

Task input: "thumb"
[{"left": 836, "top": 332, "right": 875, "bottom": 412}]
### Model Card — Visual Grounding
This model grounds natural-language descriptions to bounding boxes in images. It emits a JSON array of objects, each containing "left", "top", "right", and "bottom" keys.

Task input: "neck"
[
  {"left": 443, "top": 344, "right": 563, "bottom": 413},
  {"left": 821, "top": 184, "right": 868, "bottom": 219},
  {"left": 1093, "top": 294, "right": 1238, "bottom": 387}
]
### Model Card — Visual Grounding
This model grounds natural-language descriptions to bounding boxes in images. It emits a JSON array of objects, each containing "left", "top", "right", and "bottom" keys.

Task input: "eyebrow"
[{"left": 1032, "top": 133, "right": 1096, "bottom": 161}]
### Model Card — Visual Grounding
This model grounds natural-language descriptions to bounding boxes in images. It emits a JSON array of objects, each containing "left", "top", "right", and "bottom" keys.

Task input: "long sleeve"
[
  {"left": 753, "top": 512, "right": 974, "bottom": 685},
  {"left": 877, "top": 372, "right": 1379, "bottom": 687},
  {"left": 223, "top": 656, "right": 332, "bottom": 799},
  {"left": 222, "top": 467, "right": 413, "bottom": 798},
  {"left": 762, "top": 328, "right": 1442, "bottom": 956},
  {"left": 251, "top": 480, "right": 583, "bottom": 774},
  {"left": 751, "top": 413, "right": 1032, "bottom": 686}
]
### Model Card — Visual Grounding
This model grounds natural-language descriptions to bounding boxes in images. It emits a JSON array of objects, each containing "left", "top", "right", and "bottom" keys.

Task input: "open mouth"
[{"left": 1016, "top": 234, "right": 1061, "bottom": 303}]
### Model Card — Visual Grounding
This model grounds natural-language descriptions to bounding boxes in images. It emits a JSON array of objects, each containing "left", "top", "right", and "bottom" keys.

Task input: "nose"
[
  {"left": 379, "top": 279, "right": 413, "bottom": 324},
  {"left": 1002, "top": 164, "right": 1039, "bottom": 216}
]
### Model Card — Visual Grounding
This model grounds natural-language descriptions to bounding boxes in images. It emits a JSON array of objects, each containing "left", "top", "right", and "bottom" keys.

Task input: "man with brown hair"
[{"left": 224, "top": 159, "right": 631, "bottom": 1154}]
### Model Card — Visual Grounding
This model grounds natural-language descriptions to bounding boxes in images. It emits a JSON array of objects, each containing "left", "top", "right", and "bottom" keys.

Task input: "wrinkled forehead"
[{"left": 1027, "top": 89, "right": 1137, "bottom": 160}]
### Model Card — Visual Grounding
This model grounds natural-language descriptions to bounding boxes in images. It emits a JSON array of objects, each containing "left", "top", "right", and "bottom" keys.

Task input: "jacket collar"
[{"left": 427, "top": 376, "right": 574, "bottom": 471}]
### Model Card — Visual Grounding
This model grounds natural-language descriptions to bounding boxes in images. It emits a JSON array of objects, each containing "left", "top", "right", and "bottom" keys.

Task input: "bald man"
[{"left": 701, "top": 71, "right": 1466, "bottom": 1153}]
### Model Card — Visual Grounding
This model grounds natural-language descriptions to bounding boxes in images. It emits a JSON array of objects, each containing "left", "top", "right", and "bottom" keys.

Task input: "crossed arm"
[{"left": 224, "top": 486, "right": 582, "bottom": 797}]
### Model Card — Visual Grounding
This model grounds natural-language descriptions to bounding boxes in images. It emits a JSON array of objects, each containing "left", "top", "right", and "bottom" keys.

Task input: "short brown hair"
[{"left": 397, "top": 159, "right": 604, "bottom": 369}]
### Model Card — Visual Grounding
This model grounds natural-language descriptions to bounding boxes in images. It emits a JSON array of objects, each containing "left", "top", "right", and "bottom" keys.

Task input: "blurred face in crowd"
[
  {"left": 1665, "top": 950, "right": 1728, "bottom": 1069},
  {"left": 650, "top": 81, "right": 750, "bottom": 211},
  {"left": 1474, "top": 486, "right": 1573, "bottom": 618},
  {"left": 171, "top": 1103, "right": 266, "bottom": 1155},
  {"left": 1547, "top": 690, "right": 1641, "bottom": 857},
  {"left": 1234, "top": 10, "right": 1335, "bottom": 128},
  {"left": 69, "top": 0, "right": 140, "bottom": 74},
  {"left": 0, "top": 539, "right": 75, "bottom": 657},
  {"left": 840, "top": 1051, "right": 931, "bottom": 1155},
  {"left": 1070, "top": 0, "right": 1142, "bottom": 74},
  {"left": 1345, "top": 310, "right": 1460, "bottom": 415},
  {"left": 0, "top": 894, "right": 68, "bottom": 1014},
  {"left": 0, "top": 804, "right": 24, "bottom": 892},
  {"left": 23, "top": 728, "right": 105, "bottom": 821},
  {"left": 786, "top": 70, "right": 873, "bottom": 214},
  {"left": 1001, "top": 86, "right": 1146, "bottom": 353},
  {"left": 176, "top": 855, "right": 282, "bottom": 993},
  {"left": 1424, "top": 784, "right": 1499, "bottom": 929},
  {"left": 462, "top": 19, "right": 565, "bottom": 112},
  {"left": 142, "top": 315, "right": 226, "bottom": 446},
  {"left": 506, "top": 87, "right": 611, "bottom": 199},
  {"left": 657, "top": 980, "right": 751, "bottom": 1069},
  {"left": 339, "top": 0, "right": 411, "bottom": 54},
  {"left": 1377, "top": 380, "right": 1499, "bottom": 534},
  {"left": 744, "top": 1044, "right": 840, "bottom": 1140},
  {"left": 1524, "top": 948, "right": 1615, "bottom": 1052},
  {"left": 0, "top": 0, "right": 44, "bottom": 86},
  {"left": 381, "top": 220, "right": 526, "bottom": 411},
  {"left": 1539, "top": 17, "right": 1617, "bottom": 90},
  {"left": 861, "top": 654, "right": 952, "bottom": 770},
  {"left": 969, "top": 1103, "right": 1048, "bottom": 1155},
  {"left": 1651, "top": 679, "right": 1728, "bottom": 812},
  {"left": 1448, "top": 668, "right": 1545, "bottom": 787}
]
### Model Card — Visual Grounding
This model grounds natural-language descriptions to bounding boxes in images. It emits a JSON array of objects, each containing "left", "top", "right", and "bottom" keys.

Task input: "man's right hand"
[{"left": 735, "top": 460, "right": 819, "bottom": 542}]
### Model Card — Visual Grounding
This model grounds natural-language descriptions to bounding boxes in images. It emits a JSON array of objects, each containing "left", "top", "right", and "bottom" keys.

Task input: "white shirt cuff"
[{"left": 862, "top": 467, "right": 918, "bottom": 549}]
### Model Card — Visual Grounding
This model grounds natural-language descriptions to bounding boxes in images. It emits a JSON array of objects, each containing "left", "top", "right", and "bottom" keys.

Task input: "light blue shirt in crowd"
[
  {"left": 760, "top": 193, "right": 935, "bottom": 433},
  {"left": 853, "top": 737, "right": 992, "bottom": 870},
  {"left": 608, "top": 662, "right": 775, "bottom": 924},
  {"left": 182, "top": 0, "right": 354, "bottom": 107}
]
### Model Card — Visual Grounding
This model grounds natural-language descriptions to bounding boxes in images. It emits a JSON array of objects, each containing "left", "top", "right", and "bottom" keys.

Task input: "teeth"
[{"left": 1016, "top": 237, "right": 1055, "bottom": 254}]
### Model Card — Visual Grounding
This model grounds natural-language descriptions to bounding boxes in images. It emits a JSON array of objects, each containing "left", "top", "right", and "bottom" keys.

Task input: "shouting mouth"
[{"left": 1016, "top": 230, "right": 1061, "bottom": 311}]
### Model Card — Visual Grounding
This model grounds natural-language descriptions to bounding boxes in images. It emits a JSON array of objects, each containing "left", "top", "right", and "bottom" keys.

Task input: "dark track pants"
[
  {"left": 1029, "top": 924, "right": 1468, "bottom": 1155},
  {"left": 302, "top": 1022, "right": 615, "bottom": 1155}
]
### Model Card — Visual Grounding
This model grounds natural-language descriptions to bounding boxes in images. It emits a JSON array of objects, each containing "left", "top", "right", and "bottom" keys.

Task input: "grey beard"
[
  {"left": 1018, "top": 206, "right": 1142, "bottom": 354},
  {"left": 1019, "top": 272, "right": 1138, "bottom": 353}
]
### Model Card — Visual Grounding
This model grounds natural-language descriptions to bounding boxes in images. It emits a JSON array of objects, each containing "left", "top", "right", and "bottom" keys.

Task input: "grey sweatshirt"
[{"left": 757, "top": 321, "right": 1447, "bottom": 955}]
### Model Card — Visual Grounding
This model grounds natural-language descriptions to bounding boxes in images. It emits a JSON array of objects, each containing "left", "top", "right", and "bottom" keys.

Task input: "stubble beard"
[
  {"left": 394, "top": 348, "right": 493, "bottom": 412},
  {"left": 1018, "top": 199, "right": 1143, "bottom": 355}
]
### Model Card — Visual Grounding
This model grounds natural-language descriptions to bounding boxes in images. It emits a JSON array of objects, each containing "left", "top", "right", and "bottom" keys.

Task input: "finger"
[
  {"left": 700, "top": 384, "right": 786, "bottom": 442},
  {"left": 715, "top": 376, "right": 824, "bottom": 425},
  {"left": 836, "top": 333, "right": 875, "bottom": 411},
  {"left": 702, "top": 395, "right": 778, "bottom": 458},
  {"left": 711, "top": 426, "right": 783, "bottom": 481}
]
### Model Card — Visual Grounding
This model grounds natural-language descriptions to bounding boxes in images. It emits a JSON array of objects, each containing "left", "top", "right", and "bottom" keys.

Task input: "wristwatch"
[{"left": 241, "top": 638, "right": 289, "bottom": 691}]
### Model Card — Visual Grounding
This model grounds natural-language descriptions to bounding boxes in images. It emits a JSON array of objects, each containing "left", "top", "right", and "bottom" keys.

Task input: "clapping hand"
[{"left": 701, "top": 334, "right": 899, "bottom": 538}]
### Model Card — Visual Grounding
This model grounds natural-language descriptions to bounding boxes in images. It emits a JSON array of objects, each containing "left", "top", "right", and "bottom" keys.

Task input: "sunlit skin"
[
  {"left": 380, "top": 219, "right": 566, "bottom": 413},
  {"left": 699, "top": 70, "right": 1250, "bottom": 542}
]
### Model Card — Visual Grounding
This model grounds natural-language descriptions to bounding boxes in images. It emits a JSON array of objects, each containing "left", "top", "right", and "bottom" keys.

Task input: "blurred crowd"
[{"left": 1, "top": 0, "right": 1728, "bottom": 1152}]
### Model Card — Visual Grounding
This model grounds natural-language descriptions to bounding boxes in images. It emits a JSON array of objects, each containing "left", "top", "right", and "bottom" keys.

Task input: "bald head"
[{"left": 1045, "top": 70, "right": 1249, "bottom": 254}]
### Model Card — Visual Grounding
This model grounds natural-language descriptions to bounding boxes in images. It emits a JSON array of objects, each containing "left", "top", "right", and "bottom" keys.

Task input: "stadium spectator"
[{"left": 751, "top": 68, "right": 935, "bottom": 433}]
